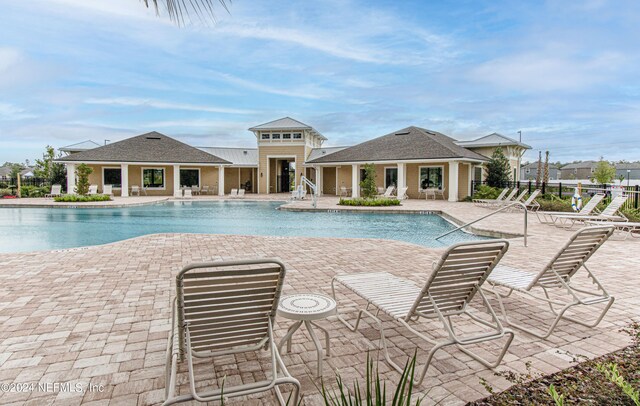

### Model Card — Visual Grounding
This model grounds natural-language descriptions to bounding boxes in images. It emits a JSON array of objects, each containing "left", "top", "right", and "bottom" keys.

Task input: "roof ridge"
[{"left": 413, "top": 126, "right": 469, "bottom": 158}]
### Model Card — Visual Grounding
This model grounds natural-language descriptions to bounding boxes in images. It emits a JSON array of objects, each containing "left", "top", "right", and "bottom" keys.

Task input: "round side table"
[{"left": 277, "top": 293, "right": 337, "bottom": 377}]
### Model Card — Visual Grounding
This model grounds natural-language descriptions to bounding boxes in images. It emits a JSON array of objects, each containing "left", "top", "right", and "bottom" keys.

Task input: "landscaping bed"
[
  {"left": 468, "top": 322, "right": 640, "bottom": 405},
  {"left": 54, "top": 194, "right": 112, "bottom": 202},
  {"left": 338, "top": 197, "right": 401, "bottom": 206}
]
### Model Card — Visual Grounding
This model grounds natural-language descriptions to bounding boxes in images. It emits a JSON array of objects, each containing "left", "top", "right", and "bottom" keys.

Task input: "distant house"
[
  {"left": 0, "top": 166, "right": 35, "bottom": 180},
  {"left": 559, "top": 161, "right": 598, "bottom": 180},
  {"left": 520, "top": 162, "right": 559, "bottom": 181},
  {"left": 456, "top": 133, "right": 531, "bottom": 182},
  {"left": 615, "top": 162, "right": 640, "bottom": 180},
  {"left": 59, "top": 140, "right": 101, "bottom": 156}
]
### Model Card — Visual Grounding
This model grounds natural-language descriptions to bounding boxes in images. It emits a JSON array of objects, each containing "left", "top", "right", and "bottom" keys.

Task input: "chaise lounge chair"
[
  {"left": 377, "top": 186, "right": 395, "bottom": 198},
  {"left": 102, "top": 185, "right": 113, "bottom": 197},
  {"left": 162, "top": 259, "right": 300, "bottom": 406},
  {"left": 587, "top": 220, "right": 640, "bottom": 240},
  {"left": 552, "top": 195, "right": 628, "bottom": 229},
  {"left": 88, "top": 184, "right": 98, "bottom": 195},
  {"left": 331, "top": 239, "right": 514, "bottom": 385},
  {"left": 183, "top": 189, "right": 192, "bottom": 198},
  {"left": 228, "top": 188, "right": 238, "bottom": 198},
  {"left": 484, "top": 226, "right": 615, "bottom": 339},
  {"left": 396, "top": 186, "right": 408, "bottom": 200},
  {"left": 509, "top": 189, "right": 541, "bottom": 212},
  {"left": 237, "top": 189, "right": 246, "bottom": 199},
  {"left": 474, "top": 188, "right": 515, "bottom": 208},
  {"left": 45, "top": 184, "right": 62, "bottom": 198},
  {"left": 535, "top": 193, "right": 605, "bottom": 224}
]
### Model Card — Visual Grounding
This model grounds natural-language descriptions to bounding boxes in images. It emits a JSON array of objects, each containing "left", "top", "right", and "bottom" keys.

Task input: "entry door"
[
  {"left": 385, "top": 167, "right": 398, "bottom": 188},
  {"left": 279, "top": 161, "right": 290, "bottom": 193}
]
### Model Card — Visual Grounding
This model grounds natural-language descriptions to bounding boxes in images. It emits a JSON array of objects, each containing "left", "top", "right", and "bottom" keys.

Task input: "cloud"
[
  {"left": 0, "top": 103, "right": 36, "bottom": 121},
  {"left": 84, "top": 97, "right": 255, "bottom": 115}
]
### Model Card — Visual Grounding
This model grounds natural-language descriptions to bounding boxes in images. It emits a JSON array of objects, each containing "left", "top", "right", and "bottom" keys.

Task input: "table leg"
[
  {"left": 278, "top": 320, "right": 303, "bottom": 355},
  {"left": 309, "top": 321, "right": 331, "bottom": 357},
  {"left": 304, "top": 320, "right": 324, "bottom": 377}
]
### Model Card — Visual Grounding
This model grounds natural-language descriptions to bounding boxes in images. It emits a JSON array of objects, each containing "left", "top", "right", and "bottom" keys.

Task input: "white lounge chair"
[
  {"left": 183, "top": 189, "right": 192, "bottom": 198},
  {"left": 509, "top": 189, "right": 541, "bottom": 212},
  {"left": 536, "top": 193, "right": 605, "bottom": 224},
  {"left": 378, "top": 186, "right": 387, "bottom": 196},
  {"left": 229, "top": 188, "right": 238, "bottom": 198},
  {"left": 45, "top": 184, "right": 62, "bottom": 198},
  {"left": 331, "top": 240, "right": 514, "bottom": 385},
  {"left": 378, "top": 186, "right": 395, "bottom": 198},
  {"left": 163, "top": 259, "right": 300, "bottom": 405},
  {"left": 237, "top": 189, "right": 246, "bottom": 199},
  {"left": 484, "top": 226, "right": 615, "bottom": 339},
  {"left": 587, "top": 220, "right": 640, "bottom": 240},
  {"left": 396, "top": 186, "right": 408, "bottom": 200},
  {"left": 88, "top": 184, "right": 98, "bottom": 195},
  {"left": 474, "top": 188, "right": 514, "bottom": 208},
  {"left": 552, "top": 195, "right": 629, "bottom": 229},
  {"left": 102, "top": 185, "right": 113, "bottom": 196}
]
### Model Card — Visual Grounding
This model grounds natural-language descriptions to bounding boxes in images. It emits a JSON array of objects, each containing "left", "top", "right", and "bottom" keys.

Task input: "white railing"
[{"left": 300, "top": 176, "right": 318, "bottom": 208}]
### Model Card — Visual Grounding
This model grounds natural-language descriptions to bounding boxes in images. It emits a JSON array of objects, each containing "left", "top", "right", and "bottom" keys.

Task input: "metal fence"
[
  {"left": 0, "top": 177, "right": 61, "bottom": 195},
  {"left": 471, "top": 180, "right": 640, "bottom": 210}
]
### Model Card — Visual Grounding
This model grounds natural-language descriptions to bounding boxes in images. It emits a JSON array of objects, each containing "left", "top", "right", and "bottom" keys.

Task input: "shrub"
[
  {"left": 485, "top": 147, "right": 512, "bottom": 187},
  {"left": 339, "top": 197, "right": 401, "bottom": 206},
  {"left": 472, "top": 185, "right": 501, "bottom": 200},
  {"left": 622, "top": 208, "right": 640, "bottom": 222},
  {"left": 54, "top": 194, "right": 111, "bottom": 202},
  {"left": 536, "top": 197, "right": 573, "bottom": 212},
  {"left": 75, "top": 163, "right": 93, "bottom": 195},
  {"left": 20, "top": 185, "right": 50, "bottom": 198},
  {"left": 359, "top": 163, "right": 377, "bottom": 199},
  {"left": 0, "top": 188, "right": 13, "bottom": 197}
]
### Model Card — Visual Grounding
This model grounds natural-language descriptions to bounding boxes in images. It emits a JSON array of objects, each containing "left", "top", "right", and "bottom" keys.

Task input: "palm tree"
[{"left": 142, "top": 0, "right": 229, "bottom": 25}]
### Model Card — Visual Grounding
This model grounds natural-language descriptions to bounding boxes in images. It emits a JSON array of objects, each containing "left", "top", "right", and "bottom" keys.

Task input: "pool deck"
[{"left": 0, "top": 198, "right": 638, "bottom": 405}]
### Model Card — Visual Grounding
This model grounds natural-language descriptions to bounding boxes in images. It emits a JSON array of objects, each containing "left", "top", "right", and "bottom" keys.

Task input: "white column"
[
  {"left": 316, "top": 166, "right": 323, "bottom": 196},
  {"left": 448, "top": 161, "right": 459, "bottom": 202},
  {"left": 397, "top": 163, "right": 406, "bottom": 194},
  {"left": 218, "top": 165, "right": 225, "bottom": 196},
  {"left": 66, "top": 163, "right": 76, "bottom": 194},
  {"left": 467, "top": 164, "right": 473, "bottom": 197},
  {"left": 351, "top": 164, "right": 360, "bottom": 198},
  {"left": 121, "top": 164, "right": 129, "bottom": 197},
  {"left": 173, "top": 165, "right": 181, "bottom": 197}
]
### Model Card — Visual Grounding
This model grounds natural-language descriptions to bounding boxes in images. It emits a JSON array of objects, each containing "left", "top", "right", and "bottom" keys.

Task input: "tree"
[
  {"left": 9, "top": 163, "right": 25, "bottom": 179},
  {"left": 591, "top": 159, "right": 616, "bottom": 185},
  {"left": 359, "top": 163, "right": 377, "bottom": 199},
  {"left": 34, "top": 145, "right": 67, "bottom": 187},
  {"left": 535, "top": 151, "right": 542, "bottom": 188},
  {"left": 485, "top": 147, "right": 512, "bottom": 187},
  {"left": 143, "top": 0, "right": 229, "bottom": 25},
  {"left": 75, "top": 164, "right": 93, "bottom": 195},
  {"left": 543, "top": 151, "right": 550, "bottom": 184}
]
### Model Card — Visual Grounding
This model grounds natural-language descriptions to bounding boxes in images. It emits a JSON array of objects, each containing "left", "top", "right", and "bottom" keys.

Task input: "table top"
[{"left": 277, "top": 293, "right": 337, "bottom": 321}]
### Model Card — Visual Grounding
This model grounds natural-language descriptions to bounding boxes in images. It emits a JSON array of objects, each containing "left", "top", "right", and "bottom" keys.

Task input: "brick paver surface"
[{"left": 0, "top": 198, "right": 637, "bottom": 405}]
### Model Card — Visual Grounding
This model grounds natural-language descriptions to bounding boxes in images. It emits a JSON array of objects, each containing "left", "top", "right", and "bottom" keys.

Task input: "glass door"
[{"left": 385, "top": 167, "right": 398, "bottom": 188}]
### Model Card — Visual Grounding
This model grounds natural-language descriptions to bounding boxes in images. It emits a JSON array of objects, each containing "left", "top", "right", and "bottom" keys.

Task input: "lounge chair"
[
  {"left": 228, "top": 188, "right": 238, "bottom": 198},
  {"left": 377, "top": 186, "right": 395, "bottom": 198},
  {"left": 102, "top": 185, "right": 113, "bottom": 196},
  {"left": 378, "top": 186, "right": 387, "bottom": 196},
  {"left": 536, "top": 193, "right": 605, "bottom": 224},
  {"left": 88, "top": 185, "right": 98, "bottom": 195},
  {"left": 331, "top": 240, "right": 514, "bottom": 385},
  {"left": 237, "top": 189, "right": 246, "bottom": 198},
  {"left": 552, "top": 195, "right": 629, "bottom": 229},
  {"left": 484, "top": 226, "right": 615, "bottom": 339},
  {"left": 45, "top": 184, "right": 62, "bottom": 198},
  {"left": 426, "top": 186, "right": 446, "bottom": 200},
  {"left": 183, "top": 189, "right": 192, "bottom": 198},
  {"left": 162, "top": 259, "right": 300, "bottom": 405},
  {"left": 396, "top": 186, "right": 408, "bottom": 200},
  {"left": 587, "top": 220, "right": 640, "bottom": 240},
  {"left": 473, "top": 188, "right": 512, "bottom": 208},
  {"left": 508, "top": 189, "right": 541, "bottom": 212}
]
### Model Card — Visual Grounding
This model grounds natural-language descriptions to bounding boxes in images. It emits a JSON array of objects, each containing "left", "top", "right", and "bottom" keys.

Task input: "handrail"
[
  {"left": 300, "top": 176, "right": 318, "bottom": 208},
  {"left": 435, "top": 202, "right": 528, "bottom": 246}
]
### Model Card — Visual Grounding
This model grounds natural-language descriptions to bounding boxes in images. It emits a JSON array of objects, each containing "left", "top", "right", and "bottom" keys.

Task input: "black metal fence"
[
  {"left": 0, "top": 177, "right": 63, "bottom": 196},
  {"left": 471, "top": 180, "right": 640, "bottom": 210}
]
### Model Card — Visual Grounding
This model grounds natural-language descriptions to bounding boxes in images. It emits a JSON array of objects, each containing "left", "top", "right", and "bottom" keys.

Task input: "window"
[
  {"left": 419, "top": 166, "right": 443, "bottom": 189},
  {"left": 143, "top": 168, "right": 164, "bottom": 188},
  {"left": 180, "top": 169, "right": 199, "bottom": 187},
  {"left": 103, "top": 168, "right": 122, "bottom": 188},
  {"left": 261, "top": 133, "right": 270, "bottom": 140},
  {"left": 272, "top": 133, "right": 281, "bottom": 140},
  {"left": 384, "top": 167, "right": 398, "bottom": 188},
  {"left": 293, "top": 133, "right": 302, "bottom": 139},
  {"left": 282, "top": 133, "right": 291, "bottom": 139}
]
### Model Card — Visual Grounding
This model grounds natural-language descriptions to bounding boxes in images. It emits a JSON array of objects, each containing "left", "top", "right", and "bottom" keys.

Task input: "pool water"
[{"left": 0, "top": 201, "right": 490, "bottom": 253}]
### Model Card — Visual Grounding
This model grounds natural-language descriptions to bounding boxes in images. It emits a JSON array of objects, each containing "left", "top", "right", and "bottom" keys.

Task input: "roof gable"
[
  {"left": 60, "top": 140, "right": 102, "bottom": 152},
  {"left": 249, "top": 117, "right": 312, "bottom": 130},
  {"left": 457, "top": 133, "right": 531, "bottom": 149},
  {"left": 57, "top": 132, "right": 230, "bottom": 164},
  {"left": 307, "top": 126, "right": 487, "bottom": 164}
]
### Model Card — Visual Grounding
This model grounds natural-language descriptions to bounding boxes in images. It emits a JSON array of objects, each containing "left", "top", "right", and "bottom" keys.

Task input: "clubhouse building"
[{"left": 57, "top": 117, "right": 530, "bottom": 201}]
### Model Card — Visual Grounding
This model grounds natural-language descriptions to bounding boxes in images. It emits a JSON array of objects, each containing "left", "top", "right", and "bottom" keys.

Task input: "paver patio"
[{"left": 0, "top": 197, "right": 637, "bottom": 405}]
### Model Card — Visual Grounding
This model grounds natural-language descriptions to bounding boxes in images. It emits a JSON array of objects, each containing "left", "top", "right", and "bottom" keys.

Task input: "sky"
[{"left": 1, "top": 0, "right": 639, "bottom": 165}]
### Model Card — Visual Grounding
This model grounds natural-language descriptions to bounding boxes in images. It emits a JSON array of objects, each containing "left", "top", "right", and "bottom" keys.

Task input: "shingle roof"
[
  {"left": 248, "top": 117, "right": 327, "bottom": 140},
  {"left": 198, "top": 147, "right": 258, "bottom": 167},
  {"left": 57, "top": 132, "right": 230, "bottom": 164},
  {"left": 59, "top": 140, "right": 102, "bottom": 152},
  {"left": 306, "top": 146, "right": 349, "bottom": 162},
  {"left": 456, "top": 133, "right": 531, "bottom": 149},
  {"left": 561, "top": 160, "right": 598, "bottom": 169},
  {"left": 307, "top": 126, "right": 488, "bottom": 164},
  {"left": 0, "top": 166, "right": 35, "bottom": 177},
  {"left": 615, "top": 162, "right": 640, "bottom": 170},
  {"left": 521, "top": 162, "right": 559, "bottom": 169}
]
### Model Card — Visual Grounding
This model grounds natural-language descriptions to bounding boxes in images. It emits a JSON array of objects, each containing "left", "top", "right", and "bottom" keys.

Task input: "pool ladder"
[{"left": 435, "top": 202, "right": 528, "bottom": 247}]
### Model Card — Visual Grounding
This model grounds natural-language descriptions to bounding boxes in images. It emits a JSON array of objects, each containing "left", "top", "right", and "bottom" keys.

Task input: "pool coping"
[{"left": 0, "top": 197, "right": 171, "bottom": 208}]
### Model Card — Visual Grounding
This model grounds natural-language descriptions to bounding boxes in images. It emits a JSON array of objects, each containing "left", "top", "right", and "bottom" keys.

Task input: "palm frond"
[{"left": 142, "top": 0, "right": 230, "bottom": 25}]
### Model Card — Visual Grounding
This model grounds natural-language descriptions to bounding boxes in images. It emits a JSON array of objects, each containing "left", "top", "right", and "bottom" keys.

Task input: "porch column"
[
  {"left": 218, "top": 165, "right": 225, "bottom": 196},
  {"left": 66, "top": 163, "right": 76, "bottom": 194},
  {"left": 316, "top": 166, "right": 323, "bottom": 196},
  {"left": 173, "top": 165, "right": 181, "bottom": 197},
  {"left": 448, "top": 161, "right": 459, "bottom": 202},
  {"left": 121, "top": 164, "right": 129, "bottom": 197},
  {"left": 351, "top": 164, "right": 360, "bottom": 198},
  {"left": 467, "top": 164, "right": 473, "bottom": 197},
  {"left": 397, "top": 163, "right": 406, "bottom": 195}
]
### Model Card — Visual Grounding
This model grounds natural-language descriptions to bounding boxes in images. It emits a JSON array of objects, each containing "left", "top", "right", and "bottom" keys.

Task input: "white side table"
[{"left": 277, "top": 293, "right": 337, "bottom": 377}]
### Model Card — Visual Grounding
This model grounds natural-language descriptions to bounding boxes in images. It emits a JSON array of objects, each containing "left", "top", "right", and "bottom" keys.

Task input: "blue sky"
[{"left": 1, "top": 0, "right": 639, "bottom": 164}]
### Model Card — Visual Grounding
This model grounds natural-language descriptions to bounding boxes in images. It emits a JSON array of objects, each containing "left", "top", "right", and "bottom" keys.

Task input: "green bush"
[
  {"left": 54, "top": 194, "right": 111, "bottom": 203},
  {"left": 20, "top": 185, "right": 50, "bottom": 198},
  {"left": 339, "top": 197, "right": 401, "bottom": 206},
  {"left": 0, "top": 188, "right": 12, "bottom": 197},
  {"left": 537, "top": 197, "right": 574, "bottom": 212},
  {"left": 622, "top": 208, "right": 640, "bottom": 222},
  {"left": 472, "top": 185, "right": 501, "bottom": 200},
  {"left": 359, "top": 163, "right": 378, "bottom": 199}
]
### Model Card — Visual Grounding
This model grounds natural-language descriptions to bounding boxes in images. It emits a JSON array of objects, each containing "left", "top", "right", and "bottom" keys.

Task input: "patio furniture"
[
  {"left": 229, "top": 188, "right": 238, "bottom": 198},
  {"left": 183, "top": 189, "right": 192, "bottom": 198},
  {"left": 552, "top": 195, "right": 629, "bottom": 229},
  {"left": 201, "top": 185, "right": 210, "bottom": 195},
  {"left": 473, "top": 188, "right": 508, "bottom": 207},
  {"left": 484, "top": 226, "right": 615, "bottom": 339},
  {"left": 162, "top": 259, "right": 300, "bottom": 406},
  {"left": 535, "top": 193, "right": 605, "bottom": 224},
  {"left": 130, "top": 185, "right": 141, "bottom": 196},
  {"left": 331, "top": 239, "right": 513, "bottom": 385},
  {"left": 425, "top": 187, "right": 446, "bottom": 200},
  {"left": 587, "top": 220, "right": 640, "bottom": 240},
  {"left": 191, "top": 186, "right": 200, "bottom": 195},
  {"left": 508, "top": 189, "right": 541, "bottom": 212},
  {"left": 45, "top": 184, "right": 62, "bottom": 198},
  {"left": 377, "top": 186, "right": 395, "bottom": 198},
  {"left": 396, "top": 186, "right": 408, "bottom": 200},
  {"left": 237, "top": 189, "right": 246, "bottom": 198},
  {"left": 103, "top": 185, "right": 113, "bottom": 196},
  {"left": 339, "top": 186, "right": 348, "bottom": 197},
  {"left": 418, "top": 188, "right": 426, "bottom": 199},
  {"left": 378, "top": 186, "right": 387, "bottom": 195},
  {"left": 277, "top": 293, "right": 337, "bottom": 377},
  {"left": 88, "top": 185, "right": 98, "bottom": 195}
]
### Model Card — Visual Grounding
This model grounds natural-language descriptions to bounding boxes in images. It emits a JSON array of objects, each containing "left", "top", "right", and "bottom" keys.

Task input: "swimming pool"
[{"left": 0, "top": 201, "right": 490, "bottom": 253}]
